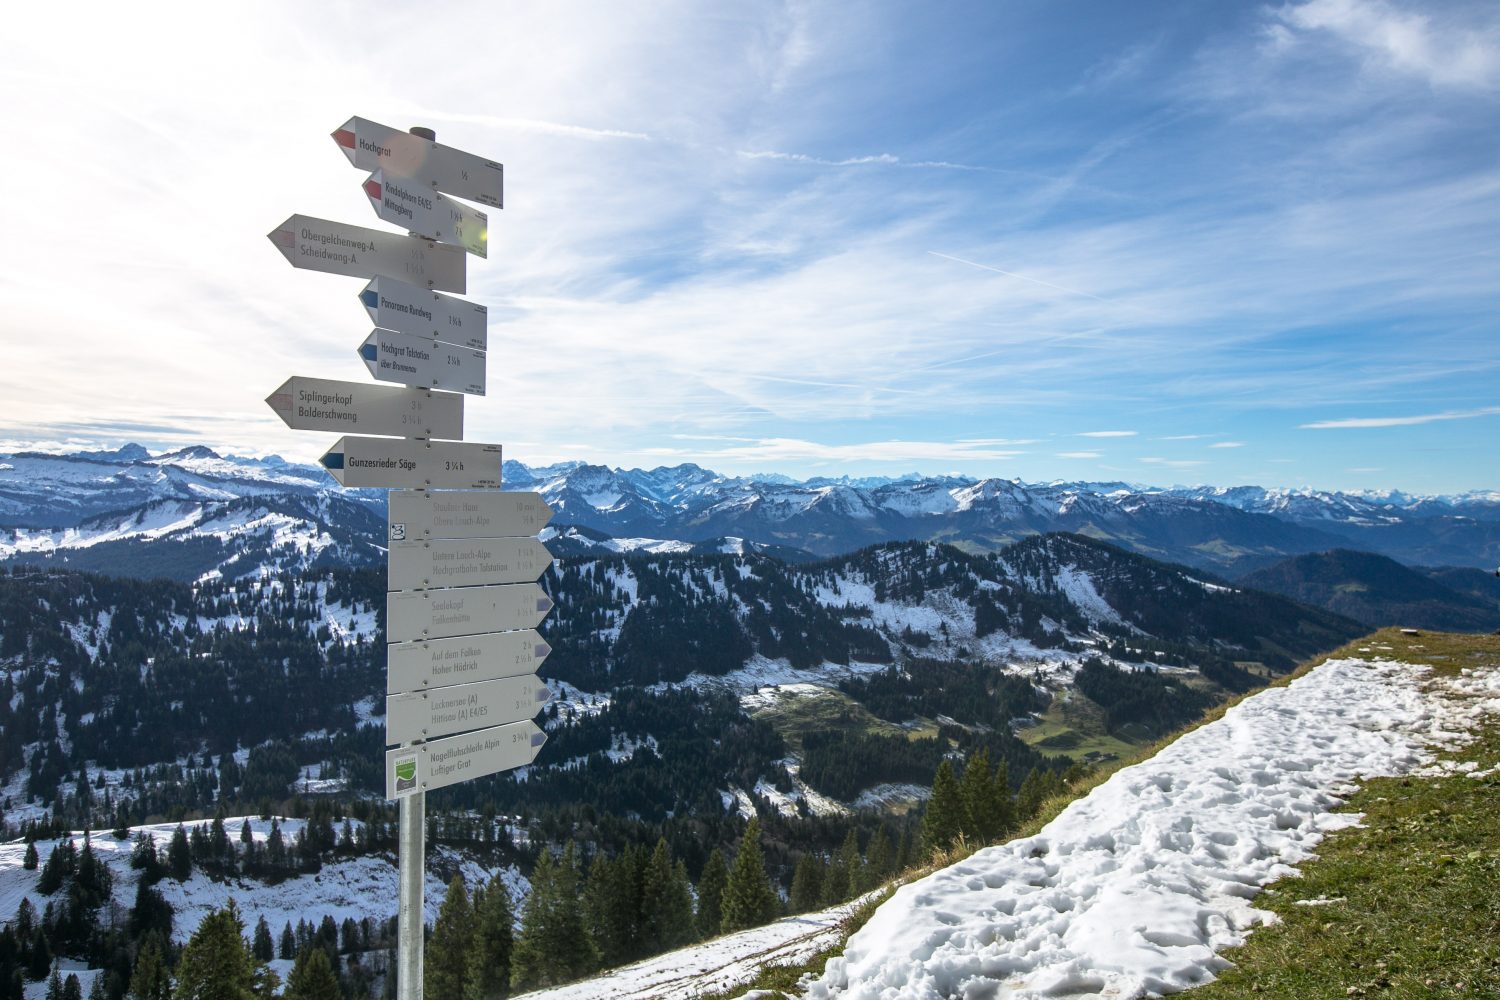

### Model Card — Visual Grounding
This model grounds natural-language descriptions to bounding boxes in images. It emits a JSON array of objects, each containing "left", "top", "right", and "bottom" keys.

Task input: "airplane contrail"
[{"left": 927, "top": 250, "right": 1108, "bottom": 302}]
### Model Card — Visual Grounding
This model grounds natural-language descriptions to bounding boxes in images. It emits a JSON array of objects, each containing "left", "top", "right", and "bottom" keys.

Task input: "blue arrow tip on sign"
[
  {"left": 360, "top": 289, "right": 378, "bottom": 309},
  {"left": 359, "top": 344, "right": 378, "bottom": 362},
  {"left": 321, "top": 452, "right": 345, "bottom": 471}
]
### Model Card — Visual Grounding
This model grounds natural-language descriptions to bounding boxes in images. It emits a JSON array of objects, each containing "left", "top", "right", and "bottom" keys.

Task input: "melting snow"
[{"left": 806, "top": 657, "right": 1500, "bottom": 998}]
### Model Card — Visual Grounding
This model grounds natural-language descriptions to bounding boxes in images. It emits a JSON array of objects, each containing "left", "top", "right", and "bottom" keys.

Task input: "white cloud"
[
  {"left": 1078, "top": 431, "right": 1138, "bottom": 438},
  {"left": 1210, "top": 441, "right": 1246, "bottom": 448},
  {"left": 1301, "top": 406, "right": 1500, "bottom": 428},
  {"left": 1141, "top": 457, "right": 1208, "bottom": 468},
  {"left": 1278, "top": 0, "right": 1500, "bottom": 91},
  {"left": 1057, "top": 451, "right": 1103, "bottom": 459},
  {"left": 637, "top": 437, "right": 1027, "bottom": 467}
]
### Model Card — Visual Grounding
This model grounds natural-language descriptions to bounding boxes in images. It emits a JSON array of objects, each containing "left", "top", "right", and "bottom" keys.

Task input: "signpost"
[
  {"left": 319, "top": 436, "right": 502, "bottom": 489},
  {"left": 360, "top": 276, "right": 488, "bottom": 350},
  {"left": 386, "top": 674, "right": 551, "bottom": 744},
  {"left": 268, "top": 214, "right": 467, "bottom": 292},
  {"left": 335, "top": 116, "right": 504, "bottom": 209},
  {"left": 385, "top": 629, "right": 550, "bottom": 694},
  {"left": 386, "top": 583, "right": 554, "bottom": 643},
  {"left": 265, "top": 120, "right": 549, "bottom": 1000},
  {"left": 364, "top": 171, "right": 488, "bottom": 257},
  {"left": 385, "top": 720, "right": 545, "bottom": 798},
  {"left": 265, "top": 376, "right": 464, "bottom": 439},
  {"left": 389, "top": 489, "right": 552, "bottom": 540},
  {"left": 387, "top": 537, "right": 553, "bottom": 591},
  {"left": 359, "top": 328, "right": 487, "bottom": 396}
]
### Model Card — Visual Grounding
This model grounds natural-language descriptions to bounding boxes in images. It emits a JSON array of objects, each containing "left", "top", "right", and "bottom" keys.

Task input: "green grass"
[
  {"left": 1016, "top": 686, "right": 1138, "bottom": 763},
  {"left": 1193, "top": 627, "right": 1500, "bottom": 999},
  {"left": 749, "top": 686, "right": 938, "bottom": 753}
]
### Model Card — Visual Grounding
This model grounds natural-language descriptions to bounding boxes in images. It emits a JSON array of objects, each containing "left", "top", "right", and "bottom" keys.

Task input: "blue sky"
[{"left": 1, "top": 0, "right": 1496, "bottom": 492}]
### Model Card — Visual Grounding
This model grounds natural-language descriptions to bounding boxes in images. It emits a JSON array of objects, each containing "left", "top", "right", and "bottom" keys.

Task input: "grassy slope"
[
  {"left": 714, "top": 628, "right": 1500, "bottom": 999},
  {"left": 1194, "top": 628, "right": 1500, "bottom": 999}
]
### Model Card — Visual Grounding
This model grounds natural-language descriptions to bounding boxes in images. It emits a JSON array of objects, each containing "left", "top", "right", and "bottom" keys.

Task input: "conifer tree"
[
  {"left": 282, "top": 947, "right": 339, "bottom": 1000},
  {"left": 250, "top": 917, "right": 273, "bottom": 963},
  {"left": 694, "top": 850, "right": 727, "bottom": 939},
  {"left": 45, "top": 969, "right": 62, "bottom": 1000},
  {"left": 425, "top": 876, "right": 473, "bottom": 1000},
  {"left": 640, "top": 840, "right": 696, "bottom": 953},
  {"left": 171, "top": 900, "right": 258, "bottom": 999},
  {"left": 991, "top": 759, "right": 1014, "bottom": 837},
  {"left": 511, "top": 844, "right": 597, "bottom": 991},
  {"left": 1016, "top": 766, "right": 1051, "bottom": 821},
  {"left": 922, "top": 759, "right": 963, "bottom": 856},
  {"left": 22, "top": 842, "right": 37, "bottom": 871},
  {"left": 166, "top": 826, "right": 191, "bottom": 882},
  {"left": 61, "top": 975, "right": 81, "bottom": 1000},
  {"left": 895, "top": 825, "right": 916, "bottom": 872},
  {"left": 788, "top": 854, "right": 823, "bottom": 913},
  {"left": 720, "top": 817, "right": 778, "bottom": 933},
  {"left": 959, "top": 748, "right": 1011, "bottom": 844},
  {"left": 278, "top": 923, "right": 295, "bottom": 961},
  {"left": 833, "top": 829, "right": 863, "bottom": 900},
  {"left": 864, "top": 826, "right": 895, "bottom": 887},
  {"left": 130, "top": 935, "right": 173, "bottom": 1000},
  {"left": 465, "top": 873, "right": 514, "bottom": 1000}
]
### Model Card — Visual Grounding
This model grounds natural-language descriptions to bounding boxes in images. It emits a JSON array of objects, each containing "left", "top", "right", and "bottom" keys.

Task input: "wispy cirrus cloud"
[
  {"left": 1057, "top": 451, "right": 1103, "bottom": 459},
  {"left": 1301, "top": 407, "right": 1500, "bottom": 429},
  {"left": 1079, "top": 431, "right": 1138, "bottom": 438},
  {"left": 1141, "top": 457, "right": 1208, "bottom": 469},
  {"left": 1210, "top": 441, "right": 1246, "bottom": 448}
]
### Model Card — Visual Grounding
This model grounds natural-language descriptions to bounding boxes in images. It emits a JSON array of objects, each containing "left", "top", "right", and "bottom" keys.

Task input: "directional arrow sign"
[
  {"left": 364, "top": 171, "right": 487, "bottom": 257},
  {"left": 320, "top": 436, "right": 500, "bottom": 489},
  {"left": 388, "top": 537, "right": 553, "bottom": 592},
  {"left": 386, "top": 720, "right": 544, "bottom": 798},
  {"left": 359, "top": 329, "right": 486, "bottom": 396},
  {"left": 265, "top": 376, "right": 463, "bottom": 439},
  {"left": 386, "top": 629, "right": 550, "bottom": 695},
  {"left": 268, "top": 214, "right": 466, "bottom": 293},
  {"left": 335, "top": 116, "right": 504, "bottom": 209},
  {"left": 361, "top": 277, "right": 487, "bottom": 351},
  {"left": 387, "top": 583, "right": 553, "bottom": 642},
  {"left": 389, "top": 490, "right": 553, "bottom": 541},
  {"left": 386, "top": 674, "right": 551, "bottom": 745}
]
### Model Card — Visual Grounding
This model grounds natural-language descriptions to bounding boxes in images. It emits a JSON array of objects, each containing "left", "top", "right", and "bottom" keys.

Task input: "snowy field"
[
  {"left": 519, "top": 894, "right": 873, "bottom": 1000},
  {"left": 806, "top": 656, "right": 1500, "bottom": 999}
]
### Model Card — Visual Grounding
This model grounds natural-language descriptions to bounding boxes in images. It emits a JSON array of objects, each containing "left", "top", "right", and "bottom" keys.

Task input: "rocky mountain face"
[{"left": 3, "top": 445, "right": 1497, "bottom": 583}]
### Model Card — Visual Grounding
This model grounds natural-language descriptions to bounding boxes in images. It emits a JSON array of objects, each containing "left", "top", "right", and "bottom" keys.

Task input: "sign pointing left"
[
  {"left": 268, "top": 214, "right": 466, "bottom": 293},
  {"left": 320, "top": 436, "right": 502, "bottom": 489}
]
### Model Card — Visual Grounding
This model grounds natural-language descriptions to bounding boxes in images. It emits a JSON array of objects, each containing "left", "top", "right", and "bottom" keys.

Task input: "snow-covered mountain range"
[{"left": 2, "top": 445, "right": 1498, "bottom": 581}]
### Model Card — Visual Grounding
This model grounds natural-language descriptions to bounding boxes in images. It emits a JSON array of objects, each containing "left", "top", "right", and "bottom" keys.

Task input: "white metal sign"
[
  {"left": 264, "top": 376, "right": 463, "bottom": 439},
  {"left": 268, "top": 214, "right": 466, "bottom": 292},
  {"left": 319, "top": 436, "right": 501, "bottom": 489},
  {"left": 360, "top": 277, "right": 487, "bottom": 351},
  {"left": 388, "top": 537, "right": 553, "bottom": 591},
  {"left": 386, "top": 720, "right": 545, "bottom": 799},
  {"left": 335, "top": 116, "right": 504, "bottom": 209},
  {"left": 359, "top": 329, "right": 486, "bottom": 396},
  {"left": 388, "top": 490, "right": 552, "bottom": 540},
  {"left": 386, "top": 583, "right": 553, "bottom": 642},
  {"left": 386, "top": 629, "right": 550, "bottom": 695},
  {"left": 386, "top": 674, "right": 550, "bottom": 745},
  {"left": 364, "top": 170, "right": 487, "bottom": 257}
]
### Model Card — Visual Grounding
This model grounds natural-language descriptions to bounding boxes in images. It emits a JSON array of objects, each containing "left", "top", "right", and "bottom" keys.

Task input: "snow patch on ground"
[{"left": 806, "top": 657, "right": 1500, "bottom": 999}]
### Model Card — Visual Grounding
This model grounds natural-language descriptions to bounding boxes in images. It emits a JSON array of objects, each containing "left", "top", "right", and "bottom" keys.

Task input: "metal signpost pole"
[
  {"left": 398, "top": 780, "right": 424, "bottom": 999},
  {"left": 397, "top": 124, "right": 437, "bottom": 1000},
  {"left": 269, "top": 117, "right": 551, "bottom": 1000}
]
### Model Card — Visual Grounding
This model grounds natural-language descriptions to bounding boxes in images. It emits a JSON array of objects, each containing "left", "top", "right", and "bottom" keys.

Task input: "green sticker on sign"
[{"left": 394, "top": 755, "right": 418, "bottom": 793}]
